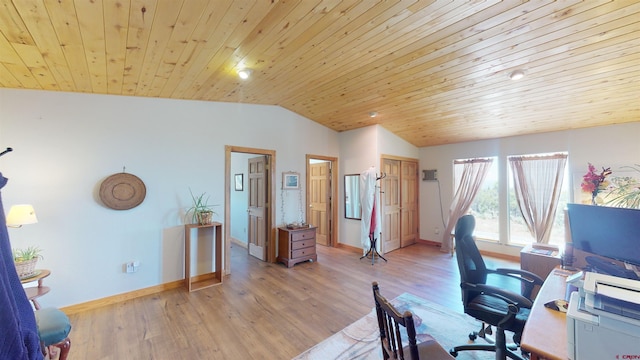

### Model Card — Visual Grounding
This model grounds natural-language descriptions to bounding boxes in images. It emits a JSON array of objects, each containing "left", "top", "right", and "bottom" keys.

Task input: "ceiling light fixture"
[
  {"left": 238, "top": 68, "right": 252, "bottom": 80},
  {"left": 369, "top": 111, "right": 378, "bottom": 118},
  {"left": 509, "top": 69, "right": 525, "bottom": 80}
]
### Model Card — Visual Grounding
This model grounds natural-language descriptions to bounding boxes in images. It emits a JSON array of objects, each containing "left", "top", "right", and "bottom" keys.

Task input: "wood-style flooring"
[{"left": 67, "top": 243, "right": 517, "bottom": 359}]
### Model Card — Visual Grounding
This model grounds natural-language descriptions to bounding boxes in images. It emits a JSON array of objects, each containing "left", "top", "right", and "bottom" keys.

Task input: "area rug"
[{"left": 293, "top": 293, "right": 495, "bottom": 360}]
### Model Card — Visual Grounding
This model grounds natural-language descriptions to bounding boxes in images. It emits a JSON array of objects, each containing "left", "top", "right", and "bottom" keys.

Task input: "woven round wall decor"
[{"left": 99, "top": 172, "right": 146, "bottom": 210}]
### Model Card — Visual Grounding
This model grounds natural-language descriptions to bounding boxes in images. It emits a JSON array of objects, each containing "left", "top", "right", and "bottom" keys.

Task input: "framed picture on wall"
[
  {"left": 235, "top": 174, "right": 243, "bottom": 191},
  {"left": 283, "top": 172, "right": 300, "bottom": 190}
]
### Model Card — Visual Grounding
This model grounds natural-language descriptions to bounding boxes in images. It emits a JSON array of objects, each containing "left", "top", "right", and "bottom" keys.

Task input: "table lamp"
[{"left": 6, "top": 204, "right": 38, "bottom": 228}]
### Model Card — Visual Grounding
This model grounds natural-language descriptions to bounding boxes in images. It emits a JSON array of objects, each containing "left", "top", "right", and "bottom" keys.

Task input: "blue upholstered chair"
[{"left": 35, "top": 307, "right": 71, "bottom": 360}]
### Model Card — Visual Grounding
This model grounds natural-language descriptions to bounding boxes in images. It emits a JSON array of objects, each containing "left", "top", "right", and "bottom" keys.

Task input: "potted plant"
[
  {"left": 186, "top": 188, "right": 217, "bottom": 225},
  {"left": 13, "top": 245, "right": 43, "bottom": 279}
]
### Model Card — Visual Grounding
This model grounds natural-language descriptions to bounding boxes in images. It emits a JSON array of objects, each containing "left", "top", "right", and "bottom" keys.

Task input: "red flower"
[{"left": 581, "top": 163, "right": 611, "bottom": 196}]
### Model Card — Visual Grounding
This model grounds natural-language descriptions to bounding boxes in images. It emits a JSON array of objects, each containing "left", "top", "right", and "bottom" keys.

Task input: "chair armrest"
[
  {"left": 493, "top": 268, "right": 545, "bottom": 286},
  {"left": 488, "top": 268, "right": 545, "bottom": 300},
  {"left": 461, "top": 282, "right": 534, "bottom": 309}
]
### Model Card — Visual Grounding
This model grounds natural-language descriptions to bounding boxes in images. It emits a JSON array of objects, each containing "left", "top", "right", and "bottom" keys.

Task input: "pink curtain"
[
  {"left": 441, "top": 158, "right": 494, "bottom": 253},
  {"left": 508, "top": 153, "right": 567, "bottom": 244}
]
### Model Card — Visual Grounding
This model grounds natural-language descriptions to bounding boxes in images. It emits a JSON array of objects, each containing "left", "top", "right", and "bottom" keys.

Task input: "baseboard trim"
[
  {"left": 417, "top": 239, "right": 441, "bottom": 247},
  {"left": 60, "top": 279, "right": 184, "bottom": 315},
  {"left": 335, "top": 243, "right": 361, "bottom": 253},
  {"left": 60, "top": 240, "right": 516, "bottom": 315},
  {"left": 231, "top": 237, "right": 248, "bottom": 248}
]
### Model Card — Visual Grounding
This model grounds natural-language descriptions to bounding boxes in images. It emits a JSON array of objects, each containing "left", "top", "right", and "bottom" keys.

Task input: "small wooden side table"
[
  {"left": 20, "top": 269, "right": 51, "bottom": 310},
  {"left": 185, "top": 223, "right": 223, "bottom": 292}
]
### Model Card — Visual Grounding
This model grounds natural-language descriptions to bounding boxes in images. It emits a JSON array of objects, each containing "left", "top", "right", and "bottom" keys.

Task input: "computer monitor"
[{"left": 566, "top": 203, "right": 640, "bottom": 267}]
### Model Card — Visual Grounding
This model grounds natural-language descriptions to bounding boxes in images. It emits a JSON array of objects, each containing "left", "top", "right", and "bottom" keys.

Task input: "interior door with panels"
[
  {"left": 309, "top": 161, "right": 330, "bottom": 246},
  {"left": 382, "top": 158, "right": 401, "bottom": 252},
  {"left": 248, "top": 155, "right": 268, "bottom": 261},
  {"left": 400, "top": 160, "right": 419, "bottom": 247}
]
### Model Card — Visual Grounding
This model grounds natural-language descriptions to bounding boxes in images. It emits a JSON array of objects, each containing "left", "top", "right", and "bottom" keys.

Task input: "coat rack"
[
  {"left": 360, "top": 171, "right": 387, "bottom": 265},
  {"left": 0, "top": 147, "right": 13, "bottom": 158}
]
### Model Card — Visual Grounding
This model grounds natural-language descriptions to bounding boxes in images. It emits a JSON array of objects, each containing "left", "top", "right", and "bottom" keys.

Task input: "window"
[
  {"left": 454, "top": 157, "right": 499, "bottom": 241},
  {"left": 453, "top": 153, "right": 570, "bottom": 248},
  {"left": 507, "top": 153, "right": 570, "bottom": 246}
]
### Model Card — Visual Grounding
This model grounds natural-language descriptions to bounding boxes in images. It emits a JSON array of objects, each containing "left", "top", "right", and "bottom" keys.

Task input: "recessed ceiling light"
[
  {"left": 509, "top": 69, "right": 525, "bottom": 80},
  {"left": 238, "top": 68, "right": 252, "bottom": 80},
  {"left": 369, "top": 111, "right": 378, "bottom": 118}
]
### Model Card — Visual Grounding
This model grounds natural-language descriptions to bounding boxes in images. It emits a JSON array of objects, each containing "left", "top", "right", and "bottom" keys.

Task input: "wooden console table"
[{"left": 185, "top": 222, "right": 223, "bottom": 292}]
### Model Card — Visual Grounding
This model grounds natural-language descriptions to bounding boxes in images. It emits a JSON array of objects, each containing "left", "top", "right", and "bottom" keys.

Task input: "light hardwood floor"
[{"left": 67, "top": 243, "right": 517, "bottom": 359}]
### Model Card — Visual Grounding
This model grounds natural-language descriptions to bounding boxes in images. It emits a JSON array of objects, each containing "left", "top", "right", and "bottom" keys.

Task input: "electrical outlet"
[
  {"left": 125, "top": 261, "right": 139, "bottom": 273},
  {"left": 434, "top": 227, "right": 440, "bottom": 235}
]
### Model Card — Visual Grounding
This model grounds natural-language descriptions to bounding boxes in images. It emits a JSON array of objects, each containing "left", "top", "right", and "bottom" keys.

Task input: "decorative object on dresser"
[{"left": 277, "top": 225, "right": 317, "bottom": 268}]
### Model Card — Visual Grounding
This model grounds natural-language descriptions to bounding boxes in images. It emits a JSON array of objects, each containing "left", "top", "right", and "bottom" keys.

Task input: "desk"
[
  {"left": 20, "top": 269, "right": 51, "bottom": 310},
  {"left": 521, "top": 267, "right": 575, "bottom": 360}
]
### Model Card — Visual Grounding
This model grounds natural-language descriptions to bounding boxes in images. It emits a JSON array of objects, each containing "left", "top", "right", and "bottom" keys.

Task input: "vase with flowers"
[{"left": 581, "top": 163, "right": 611, "bottom": 205}]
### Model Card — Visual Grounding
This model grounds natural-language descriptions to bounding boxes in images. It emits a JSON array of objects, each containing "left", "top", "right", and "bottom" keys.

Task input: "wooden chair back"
[{"left": 372, "top": 282, "right": 419, "bottom": 360}]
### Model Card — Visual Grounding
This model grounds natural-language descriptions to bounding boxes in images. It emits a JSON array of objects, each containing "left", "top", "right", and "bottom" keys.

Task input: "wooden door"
[
  {"left": 248, "top": 155, "right": 268, "bottom": 261},
  {"left": 400, "top": 160, "right": 419, "bottom": 247},
  {"left": 308, "top": 161, "right": 330, "bottom": 246},
  {"left": 382, "top": 159, "right": 401, "bottom": 252}
]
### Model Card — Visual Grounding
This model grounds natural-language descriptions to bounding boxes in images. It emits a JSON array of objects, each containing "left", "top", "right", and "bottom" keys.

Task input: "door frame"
[
  {"left": 306, "top": 154, "right": 338, "bottom": 247},
  {"left": 225, "top": 146, "right": 276, "bottom": 275}
]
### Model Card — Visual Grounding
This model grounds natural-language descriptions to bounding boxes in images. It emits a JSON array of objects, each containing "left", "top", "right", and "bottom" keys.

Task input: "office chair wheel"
[
  {"left": 468, "top": 332, "right": 477, "bottom": 341},
  {"left": 485, "top": 325, "right": 492, "bottom": 335},
  {"left": 449, "top": 349, "right": 459, "bottom": 357}
]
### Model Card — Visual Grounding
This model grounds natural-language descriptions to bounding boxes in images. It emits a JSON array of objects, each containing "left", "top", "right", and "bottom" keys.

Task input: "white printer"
[{"left": 567, "top": 272, "right": 640, "bottom": 359}]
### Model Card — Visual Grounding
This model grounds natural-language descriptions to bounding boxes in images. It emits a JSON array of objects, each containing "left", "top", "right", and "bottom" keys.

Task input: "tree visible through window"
[
  {"left": 508, "top": 153, "right": 570, "bottom": 246},
  {"left": 454, "top": 157, "right": 499, "bottom": 241},
  {"left": 454, "top": 154, "right": 570, "bottom": 246}
]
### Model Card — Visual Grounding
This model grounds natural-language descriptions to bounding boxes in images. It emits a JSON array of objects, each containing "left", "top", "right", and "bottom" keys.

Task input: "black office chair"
[
  {"left": 372, "top": 282, "right": 454, "bottom": 360},
  {"left": 449, "top": 215, "right": 544, "bottom": 360}
]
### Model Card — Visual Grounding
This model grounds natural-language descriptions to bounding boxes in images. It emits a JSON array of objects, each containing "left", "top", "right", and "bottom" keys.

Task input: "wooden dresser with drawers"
[{"left": 277, "top": 226, "right": 317, "bottom": 268}]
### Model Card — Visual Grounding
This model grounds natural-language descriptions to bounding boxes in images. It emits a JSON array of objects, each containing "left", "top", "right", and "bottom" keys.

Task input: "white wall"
[
  {"left": 3, "top": 87, "right": 633, "bottom": 307},
  {"left": 419, "top": 122, "right": 640, "bottom": 256},
  {"left": 337, "top": 125, "right": 419, "bottom": 250},
  {"left": 0, "top": 88, "right": 339, "bottom": 307},
  {"left": 230, "top": 152, "right": 251, "bottom": 245}
]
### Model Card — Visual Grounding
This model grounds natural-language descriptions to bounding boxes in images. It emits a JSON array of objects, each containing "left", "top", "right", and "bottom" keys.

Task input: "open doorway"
[
  {"left": 225, "top": 146, "right": 276, "bottom": 275},
  {"left": 306, "top": 155, "right": 338, "bottom": 247}
]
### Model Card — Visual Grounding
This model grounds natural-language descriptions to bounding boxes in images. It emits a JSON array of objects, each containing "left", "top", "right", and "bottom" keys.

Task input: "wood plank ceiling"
[{"left": 1, "top": 0, "right": 638, "bottom": 147}]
